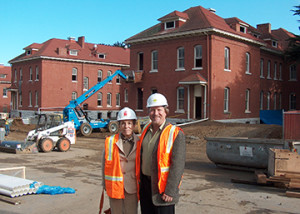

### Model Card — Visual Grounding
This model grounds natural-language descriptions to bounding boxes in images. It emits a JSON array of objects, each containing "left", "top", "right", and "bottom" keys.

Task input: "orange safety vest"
[
  {"left": 104, "top": 134, "right": 124, "bottom": 199},
  {"left": 136, "top": 122, "right": 181, "bottom": 194}
]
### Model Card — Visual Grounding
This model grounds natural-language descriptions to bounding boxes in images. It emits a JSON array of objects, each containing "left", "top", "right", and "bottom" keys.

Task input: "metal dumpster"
[{"left": 206, "top": 137, "right": 286, "bottom": 169}]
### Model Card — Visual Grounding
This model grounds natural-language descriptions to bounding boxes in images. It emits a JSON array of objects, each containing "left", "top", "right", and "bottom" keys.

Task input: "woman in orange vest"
[{"left": 102, "top": 107, "right": 139, "bottom": 214}]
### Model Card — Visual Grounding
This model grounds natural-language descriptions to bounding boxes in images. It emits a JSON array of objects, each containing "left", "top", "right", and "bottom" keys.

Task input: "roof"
[
  {"left": 126, "top": 5, "right": 292, "bottom": 52},
  {"left": 126, "top": 6, "right": 262, "bottom": 43},
  {"left": 179, "top": 72, "right": 207, "bottom": 84},
  {"left": 9, "top": 37, "right": 130, "bottom": 66}
]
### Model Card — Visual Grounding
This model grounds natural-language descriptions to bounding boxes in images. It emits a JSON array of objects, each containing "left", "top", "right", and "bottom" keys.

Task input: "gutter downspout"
[{"left": 205, "top": 32, "right": 211, "bottom": 119}]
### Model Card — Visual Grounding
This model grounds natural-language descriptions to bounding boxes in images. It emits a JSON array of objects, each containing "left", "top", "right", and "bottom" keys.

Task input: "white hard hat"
[
  {"left": 146, "top": 93, "right": 168, "bottom": 108},
  {"left": 117, "top": 107, "right": 137, "bottom": 121}
]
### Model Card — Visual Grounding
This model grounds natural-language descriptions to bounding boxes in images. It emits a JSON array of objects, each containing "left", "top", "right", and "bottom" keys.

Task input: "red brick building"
[
  {"left": 124, "top": 6, "right": 299, "bottom": 123},
  {"left": 9, "top": 36, "right": 130, "bottom": 119},
  {"left": 0, "top": 65, "right": 11, "bottom": 113}
]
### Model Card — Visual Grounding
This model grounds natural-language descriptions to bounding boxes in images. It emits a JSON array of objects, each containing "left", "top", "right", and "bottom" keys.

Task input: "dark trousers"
[{"left": 140, "top": 174, "right": 175, "bottom": 214}]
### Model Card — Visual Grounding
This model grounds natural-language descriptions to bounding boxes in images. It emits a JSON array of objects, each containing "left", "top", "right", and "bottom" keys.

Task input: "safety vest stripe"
[
  {"left": 161, "top": 166, "right": 170, "bottom": 172},
  {"left": 166, "top": 125, "right": 176, "bottom": 153},
  {"left": 108, "top": 135, "right": 115, "bottom": 161},
  {"left": 105, "top": 175, "right": 123, "bottom": 181}
]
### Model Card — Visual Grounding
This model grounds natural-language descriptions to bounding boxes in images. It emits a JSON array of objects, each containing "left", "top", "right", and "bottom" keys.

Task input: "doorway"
[{"left": 195, "top": 97, "right": 202, "bottom": 119}]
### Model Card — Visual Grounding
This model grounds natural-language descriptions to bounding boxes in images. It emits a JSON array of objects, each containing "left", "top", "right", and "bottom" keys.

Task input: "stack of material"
[{"left": 0, "top": 174, "right": 43, "bottom": 197}]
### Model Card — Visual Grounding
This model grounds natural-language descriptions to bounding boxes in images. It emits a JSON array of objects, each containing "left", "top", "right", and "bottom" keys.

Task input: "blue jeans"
[{"left": 5, "top": 124, "right": 9, "bottom": 136}]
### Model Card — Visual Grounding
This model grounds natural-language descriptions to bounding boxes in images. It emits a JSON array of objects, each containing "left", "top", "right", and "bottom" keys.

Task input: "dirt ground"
[{"left": 1, "top": 120, "right": 299, "bottom": 214}]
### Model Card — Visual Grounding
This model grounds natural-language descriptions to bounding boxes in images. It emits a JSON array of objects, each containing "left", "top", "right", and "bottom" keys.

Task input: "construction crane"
[{"left": 62, "top": 70, "right": 128, "bottom": 136}]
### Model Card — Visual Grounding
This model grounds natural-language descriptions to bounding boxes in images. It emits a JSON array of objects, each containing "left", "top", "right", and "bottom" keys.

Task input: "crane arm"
[{"left": 66, "top": 70, "right": 127, "bottom": 108}]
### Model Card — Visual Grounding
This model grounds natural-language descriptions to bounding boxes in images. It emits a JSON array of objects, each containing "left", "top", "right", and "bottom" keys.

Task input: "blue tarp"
[{"left": 260, "top": 110, "right": 283, "bottom": 125}]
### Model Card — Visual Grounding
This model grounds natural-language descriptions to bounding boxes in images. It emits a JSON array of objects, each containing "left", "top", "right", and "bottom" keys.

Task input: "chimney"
[
  {"left": 78, "top": 36, "right": 85, "bottom": 48},
  {"left": 257, "top": 23, "right": 271, "bottom": 34}
]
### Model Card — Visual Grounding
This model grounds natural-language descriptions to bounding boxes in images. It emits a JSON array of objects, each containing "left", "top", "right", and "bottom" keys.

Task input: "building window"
[
  {"left": 267, "top": 92, "right": 271, "bottom": 110},
  {"left": 124, "top": 89, "right": 128, "bottom": 103},
  {"left": 72, "top": 91, "right": 77, "bottom": 100},
  {"left": 29, "top": 91, "right": 32, "bottom": 107},
  {"left": 69, "top": 49, "right": 78, "bottom": 56},
  {"left": 20, "top": 68, "right": 23, "bottom": 81},
  {"left": 290, "top": 64, "right": 297, "bottom": 80},
  {"left": 14, "top": 69, "right": 17, "bottom": 82},
  {"left": 267, "top": 60, "right": 271, "bottom": 79},
  {"left": 35, "top": 66, "right": 39, "bottom": 81},
  {"left": 279, "top": 93, "right": 282, "bottom": 109},
  {"left": 107, "top": 70, "right": 112, "bottom": 83},
  {"left": 19, "top": 93, "right": 22, "bottom": 106},
  {"left": 289, "top": 93, "right": 296, "bottom": 110},
  {"left": 224, "top": 47, "right": 230, "bottom": 70},
  {"left": 274, "top": 62, "right": 277, "bottom": 80},
  {"left": 151, "top": 50, "right": 158, "bottom": 71},
  {"left": 137, "top": 88, "right": 143, "bottom": 110},
  {"left": 116, "top": 75, "right": 120, "bottom": 84},
  {"left": 260, "top": 59, "right": 264, "bottom": 78},
  {"left": 29, "top": 67, "right": 33, "bottom": 81},
  {"left": 98, "top": 70, "right": 102, "bottom": 82},
  {"left": 177, "top": 47, "right": 185, "bottom": 69},
  {"left": 272, "top": 40, "right": 278, "bottom": 48},
  {"left": 97, "top": 92, "right": 102, "bottom": 106},
  {"left": 35, "top": 91, "right": 38, "bottom": 107},
  {"left": 83, "top": 77, "right": 89, "bottom": 90},
  {"left": 107, "top": 93, "right": 112, "bottom": 106},
  {"left": 279, "top": 63, "right": 282, "bottom": 80},
  {"left": 260, "top": 91, "right": 264, "bottom": 110},
  {"left": 98, "top": 53, "right": 106, "bottom": 59},
  {"left": 138, "top": 52, "right": 144, "bottom": 70},
  {"left": 245, "top": 89, "right": 250, "bottom": 112},
  {"left": 224, "top": 87, "right": 230, "bottom": 112},
  {"left": 165, "top": 21, "right": 175, "bottom": 29},
  {"left": 3, "top": 88, "right": 7, "bottom": 98},
  {"left": 274, "top": 92, "right": 277, "bottom": 110},
  {"left": 245, "top": 52, "right": 250, "bottom": 74},
  {"left": 26, "top": 50, "right": 31, "bottom": 55},
  {"left": 177, "top": 87, "right": 184, "bottom": 111},
  {"left": 116, "top": 93, "right": 120, "bottom": 107},
  {"left": 194, "top": 45, "right": 202, "bottom": 68},
  {"left": 240, "top": 25, "right": 246, "bottom": 33},
  {"left": 151, "top": 88, "right": 158, "bottom": 94},
  {"left": 72, "top": 68, "right": 77, "bottom": 81}
]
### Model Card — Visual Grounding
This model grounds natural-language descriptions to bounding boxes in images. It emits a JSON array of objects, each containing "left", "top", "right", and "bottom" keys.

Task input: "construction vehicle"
[
  {"left": 63, "top": 70, "right": 128, "bottom": 136},
  {"left": 26, "top": 113, "right": 76, "bottom": 152}
]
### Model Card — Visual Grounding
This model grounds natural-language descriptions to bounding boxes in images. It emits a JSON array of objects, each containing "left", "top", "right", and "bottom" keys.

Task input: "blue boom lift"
[{"left": 63, "top": 70, "right": 128, "bottom": 136}]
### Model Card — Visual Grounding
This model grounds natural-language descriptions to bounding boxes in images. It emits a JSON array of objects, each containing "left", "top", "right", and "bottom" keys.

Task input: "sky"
[{"left": 0, "top": 0, "right": 299, "bottom": 66}]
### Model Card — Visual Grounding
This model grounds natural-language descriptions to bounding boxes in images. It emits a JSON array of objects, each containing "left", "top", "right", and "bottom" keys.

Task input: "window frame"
[
  {"left": 260, "top": 91, "right": 264, "bottom": 110},
  {"left": 72, "top": 91, "right": 77, "bottom": 100},
  {"left": 289, "top": 93, "right": 296, "bottom": 110},
  {"left": 29, "top": 91, "right": 32, "bottom": 107},
  {"left": 124, "top": 88, "right": 128, "bottom": 103},
  {"left": 267, "top": 60, "right": 271, "bottom": 79},
  {"left": 267, "top": 92, "right": 271, "bottom": 110},
  {"left": 83, "top": 77, "right": 89, "bottom": 91},
  {"left": 107, "top": 93, "right": 112, "bottom": 107},
  {"left": 177, "top": 87, "right": 185, "bottom": 112},
  {"left": 151, "top": 50, "right": 158, "bottom": 72},
  {"left": 35, "top": 91, "right": 38, "bottom": 107},
  {"left": 97, "top": 92, "right": 102, "bottom": 107},
  {"left": 116, "top": 93, "right": 120, "bottom": 107},
  {"left": 245, "top": 52, "right": 251, "bottom": 74},
  {"left": 177, "top": 47, "right": 185, "bottom": 70},
  {"left": 224, "top": 87, "right": 230, "bottom": 112},
  {"left": 224, "top": 47, "right": 230, "bottom": 71},
  {"left": 98, "top": 70, "right": 102, "bottom": 82},
  {"left": 35, "top": 66, "right": 39, "bottom": 81},
  {"left": 245, "top": 89, "right": 250, "bottom": 113},
  {"left": 290, "top": 64, "right": 297, "bottom": 81},
  {"left": 72, "top": 68, "right": 78, "bottom": 82},
  {"left": 29, "top": 67, "right": 33, "bottom": 81},
  {"left": 194, "top": 45, "right": 203, "bottom": 69},
  {"left": 260, "top": 59, "right": 264, "bottom": 78}
]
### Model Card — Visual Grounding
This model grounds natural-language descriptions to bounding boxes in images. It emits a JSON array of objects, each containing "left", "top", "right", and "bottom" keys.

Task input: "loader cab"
[{"left": 36, "top": 114, "right": 63, "bottom": 131}]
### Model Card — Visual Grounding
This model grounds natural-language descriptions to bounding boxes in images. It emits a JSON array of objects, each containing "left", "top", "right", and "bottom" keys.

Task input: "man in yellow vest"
[
  {"left": 136, "top": 93, "right": 186, "bottom": 214},
  {"left": 102, "top": 107, "right": 139, "bottom": 214}
]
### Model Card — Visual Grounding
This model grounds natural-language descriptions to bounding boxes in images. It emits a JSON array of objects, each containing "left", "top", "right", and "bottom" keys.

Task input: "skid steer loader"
[{"left": 26, "top": 113, "right": 76, "bottom": 152}]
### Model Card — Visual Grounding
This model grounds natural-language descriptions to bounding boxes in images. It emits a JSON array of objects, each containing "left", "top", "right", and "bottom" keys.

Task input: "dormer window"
[
  {"left": 165, "top": 21, "right": 175, "bottom": 29},
  {"left": 98, "top": 53, "right": 106, "bottom": 59},
  {"left": 240, "top": 25, "right": 246, "bottom": 33},
  {"left": 26, "top": 50, "right": 31, "bottom": 55},
  {"left": 272, "top": 40, "right": 278, "bottom": 48},
  {"left": 69, "top": 49, "right": 78, "bottom": 56}
]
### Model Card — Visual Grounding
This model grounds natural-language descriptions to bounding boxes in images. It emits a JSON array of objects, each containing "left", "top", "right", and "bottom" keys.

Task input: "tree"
[
  {"left": 285, "top": 5, "right": 300, "bottom": 62},
  {"left": 113, "top": 41, "right": 127, "bottom": 48}
]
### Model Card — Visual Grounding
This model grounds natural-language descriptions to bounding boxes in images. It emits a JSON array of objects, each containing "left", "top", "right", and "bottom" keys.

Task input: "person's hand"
[{"left": 161, "top": 193, "right": 173, "bottom": 202}]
